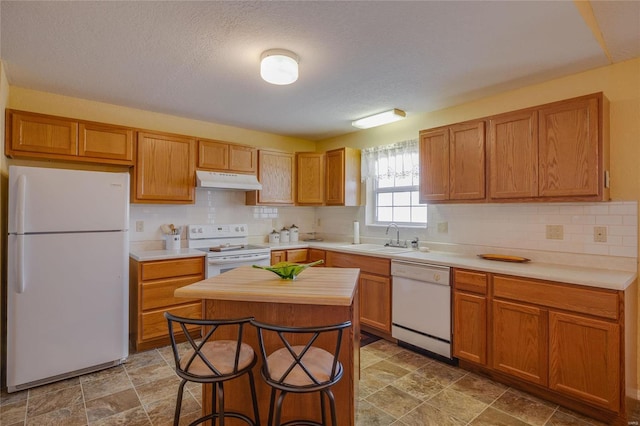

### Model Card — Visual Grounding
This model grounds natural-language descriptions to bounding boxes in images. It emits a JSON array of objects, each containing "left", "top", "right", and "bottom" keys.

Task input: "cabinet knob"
[{"left": 434, "top": 273, "right": 441, "bottom": 282}]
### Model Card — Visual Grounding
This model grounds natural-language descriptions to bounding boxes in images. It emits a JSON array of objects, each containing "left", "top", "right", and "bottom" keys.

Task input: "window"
[{"left": 362, "top": 139, "right": 427, "bottom": 226}]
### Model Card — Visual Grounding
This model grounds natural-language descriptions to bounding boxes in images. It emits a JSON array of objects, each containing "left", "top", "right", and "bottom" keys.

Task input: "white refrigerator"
[{"left": 7, "top": 165, "right": 130, "bottom": 392}]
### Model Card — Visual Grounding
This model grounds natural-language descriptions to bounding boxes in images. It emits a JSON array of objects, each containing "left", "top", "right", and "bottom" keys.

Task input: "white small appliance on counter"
[{"left": 187, "top": 224, "right": 270, "bottom": 277}]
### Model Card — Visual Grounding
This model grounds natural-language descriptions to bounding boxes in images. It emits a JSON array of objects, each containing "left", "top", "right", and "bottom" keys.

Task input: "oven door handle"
[{"left": 207, "top": 254, "right": 271, "bottom": 265}]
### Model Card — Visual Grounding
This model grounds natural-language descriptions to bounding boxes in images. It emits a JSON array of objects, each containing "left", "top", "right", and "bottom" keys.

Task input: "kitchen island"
[{"left": 174, "top": 265, "right": 360, "bottom": 425}]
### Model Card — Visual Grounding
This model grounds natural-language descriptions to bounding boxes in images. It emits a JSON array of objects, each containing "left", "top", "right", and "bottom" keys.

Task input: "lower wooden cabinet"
[
  {"left": 492, "top": 299, "right": 548, "bottom": 386},
  {"left": 326, "top": 251, "right": 391, "bottom": 334},
  {"left": 270, "top": 248, "right": 308, "bottom": 264},
  {"left": 549, "top": 311, "right": 620, "bottom": 411},
  {"left": 130, "top": 256, "right": 205, "bottom": 351},
  {"left": 452, "top": 268, "right": 631, "bottom": 424},
  {"left": 307, "top": 248, "right": 326, "bottom": 265},
  {"left": 359, "top": 272, "right": 391, "bottom": 332}
]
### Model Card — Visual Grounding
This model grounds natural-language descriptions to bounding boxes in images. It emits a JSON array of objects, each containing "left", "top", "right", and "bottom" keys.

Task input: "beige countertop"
[
  {"left": 130, "top": 241, "right": 636, "bottom": 291},
  {"left": 174, "top": 265, "right": 359, "bottom": 306}
]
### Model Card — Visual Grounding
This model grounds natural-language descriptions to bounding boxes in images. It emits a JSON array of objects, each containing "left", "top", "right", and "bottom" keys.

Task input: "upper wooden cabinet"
[
  {"left": 325, "top": 147, "right": 361, "bottom": 206},
  {"left": 246, "top": 149, "right": 295, "bottom": 205},
  {"left": 5, "top": 109, "right": 134, "bottom": 165},
  {"left": 419, "top": 120, "right": 486, "bottom": 203},
  {"left": 133, "top": 132, "right": 196, "bottom": 204},
  {"left": 489, "top": 93, "right": 608, "bottom": 201},
  {"left": 197, "top": 139, "right": 257, "bottom": 174},
  {"left": 296, "top": 152, "right": 325, "bottom": 205}
]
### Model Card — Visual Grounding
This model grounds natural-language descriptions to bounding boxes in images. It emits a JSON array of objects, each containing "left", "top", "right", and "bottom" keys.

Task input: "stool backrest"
[
  {"left": 165, "top": 312, "right": 254, "bottom": 379},
  {"left": 251, "top": 320, "right": 352, "bottom": 388}
]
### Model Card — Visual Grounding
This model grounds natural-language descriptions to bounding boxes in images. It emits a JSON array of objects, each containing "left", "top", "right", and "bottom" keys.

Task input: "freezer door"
[
  {"left": 8, "top": 165, "right": 129, "bottom": 233},
  {"left": 7, "top": 231, "right": 128, "bottom": 390}
]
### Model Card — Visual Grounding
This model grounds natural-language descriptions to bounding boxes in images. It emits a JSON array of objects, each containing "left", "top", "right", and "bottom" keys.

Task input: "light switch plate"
[
  {"left": 437, "top": 222, "right": 448, "bottom": 233},
  {"left": 546, "top": 224, "right": 563, "bottom": 240},
  {"left": 594, "top": 226, "right": 607, "bottom": 242},
  {"left": 135, "top": 220, "right": 144, "bottom": 232}
]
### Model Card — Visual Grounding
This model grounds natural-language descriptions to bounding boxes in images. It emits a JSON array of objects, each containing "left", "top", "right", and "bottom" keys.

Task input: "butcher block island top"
[
  {"left": 174, "top": 265, "right": 361, "bottom": 426},
  {"left": 174, "top": 265, "right": 359, "bottom": 305}
]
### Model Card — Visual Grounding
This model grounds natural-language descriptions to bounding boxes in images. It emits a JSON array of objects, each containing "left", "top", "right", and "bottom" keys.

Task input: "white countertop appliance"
[
  {"left": 187, "top": 224, "right": 270, "bottom": 277},
  {"left": 7, "top": 165, "right": 129, "bottom": 392},
  {"left": 391, "top": 259, "right": 453, "bottom": 362}
]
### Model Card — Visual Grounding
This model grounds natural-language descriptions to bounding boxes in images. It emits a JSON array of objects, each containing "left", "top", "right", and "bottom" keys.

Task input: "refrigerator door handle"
[
  {"left": 16, "top": 234, "right": 25, "bottom": 293},
  {"left": 16, "top": 174, "right": 26, "bottom": 235}
]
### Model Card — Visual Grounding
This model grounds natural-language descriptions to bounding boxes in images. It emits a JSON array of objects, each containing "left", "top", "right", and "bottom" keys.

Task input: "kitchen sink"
[{"left": 338, "top": 243, "right": 414, "bottom": 254}]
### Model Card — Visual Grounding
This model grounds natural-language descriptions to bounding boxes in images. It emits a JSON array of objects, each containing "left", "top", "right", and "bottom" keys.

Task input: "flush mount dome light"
[
  {"left": 352, "top": 109, "right": 407, "bottom": 129},
  {"left": 260, "top": 49, "right": 299, "bottom": 85}
]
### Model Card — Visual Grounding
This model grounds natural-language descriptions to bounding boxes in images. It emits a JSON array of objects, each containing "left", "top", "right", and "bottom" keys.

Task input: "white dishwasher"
[{"left": 391, "top": 260, "right": 453, "bottom": 361}]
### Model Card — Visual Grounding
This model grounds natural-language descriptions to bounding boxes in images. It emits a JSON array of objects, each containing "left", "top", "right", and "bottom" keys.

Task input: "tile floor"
[{"left": 0, "top": 338, "right": 633, "bottom": 426}]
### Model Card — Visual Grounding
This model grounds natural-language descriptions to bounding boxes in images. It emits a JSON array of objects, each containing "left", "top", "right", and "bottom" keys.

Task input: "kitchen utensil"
[{"left": 477, "top": 254, "right": 530, "bottom": 263}]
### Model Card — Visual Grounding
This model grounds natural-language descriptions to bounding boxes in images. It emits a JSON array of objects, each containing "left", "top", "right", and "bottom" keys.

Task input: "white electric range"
[{"left": 186, "top": 224, "right": 270, "bottom": 277}]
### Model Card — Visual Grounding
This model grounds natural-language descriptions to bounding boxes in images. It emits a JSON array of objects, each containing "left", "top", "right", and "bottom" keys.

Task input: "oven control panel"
[{"left": 187, "top": 224, "right": 248, "bottom": 239}]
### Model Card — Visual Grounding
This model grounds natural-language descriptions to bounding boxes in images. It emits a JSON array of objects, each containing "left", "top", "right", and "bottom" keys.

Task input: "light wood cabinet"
[
  {"left": 538, "top": 95, "right": 602, "bottom": 198},
  {"left": 326, "top": 251, "right": 390, "bottom": 334},
  {"left": 492, "top": 299, "right": 548, "bottom": 386},
  {"left": 129, "top": 256, "right": 205, "bottom": 351},
  {"left": 325, "top": 147, "right": 361, "bottom": 206},
  {"left": 270, "top": 249, "right": 308, "bottom": 264},
  {"left": 197, "top": 139, "right": 257, "bottom": 174},
  {"left": 307, "top": 249, "right": 326, "bottom": 266},
  {"left": 452, "top": 269, "right": 631, "bottom": 423},
  {"left": 453, "top": 269, "right": 488, "bottom": 365},
  {"left": 133, "top": 132, "right": 196, "bottom": 204},
  {"left": 549, "top": 311, "right": 620, "bottom": 411},
  {"left": 296, "top": 152, "right": 325, "bottom": 205},
  {"left": 419, "top": 120, "right": 485, "bottom": 202},
  {"left": 246, "top": 149, "right": 295, "bottom": 205},
  {"left": 489, "top": 110, "right": 538, "bottom": 199},
  {"left": 489, "top": 93, "right": 608, "bottom": 201},
  {"left": 5, "top": 109, "right": 134, "bottom": 165}
]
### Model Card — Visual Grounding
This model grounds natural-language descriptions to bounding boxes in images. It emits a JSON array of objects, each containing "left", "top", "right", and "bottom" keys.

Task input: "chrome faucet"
[{"left": 385, "top": 222, "right": 405, "bottom": 247}]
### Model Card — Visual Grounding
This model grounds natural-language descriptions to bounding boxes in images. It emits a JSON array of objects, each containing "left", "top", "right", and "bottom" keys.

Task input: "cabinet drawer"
[
  {"left": 142, "top": 277, "right": 201, "bottom": 310},
  {"left": 493, "top": 275, "right": 619, "bottom": 320},
  {"left": 141, "top": 257, "right": 203, "bottom": 281},
  {"left": 141, "top": 302, "right": 202, "bottom": 340},
  {"left": 286, "top": 249, "right": 308, "bottom": 263},
  {"left": 326, "top": 251, "right": 390, "bottom": 276},
  {"left": 454, "top": 269, "right": 488, "bottom": 294}
]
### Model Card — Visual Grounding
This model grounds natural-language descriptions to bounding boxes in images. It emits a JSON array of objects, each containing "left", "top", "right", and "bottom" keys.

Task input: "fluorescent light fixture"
[
  {"left": 351, "top": 109, "right": 406, "bottom": 129},
  {"left": 260, "top": 49, "right": 299, "bottom": 85}
]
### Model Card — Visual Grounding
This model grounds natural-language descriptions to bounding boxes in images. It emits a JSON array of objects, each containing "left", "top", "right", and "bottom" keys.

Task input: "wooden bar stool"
[
  {"left": 251, "top": 319, "right": 352, "bottom": 426},
  {"left": 165, "top": 312, "right": 260, "bottom": 426}
]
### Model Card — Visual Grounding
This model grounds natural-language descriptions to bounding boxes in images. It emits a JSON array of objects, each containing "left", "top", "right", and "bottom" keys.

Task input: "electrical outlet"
[
  {"left": 546, "top": 224, "right": 564, "bottom": 240},
  {"left": 437, "top": 222, "right": 448, "bottom": 233},
  {"left": 135, "top": 220, "right": 144, "bottom": 232},
  {"left": 594, "top": 226, "right": 607, "bottom": 242}
]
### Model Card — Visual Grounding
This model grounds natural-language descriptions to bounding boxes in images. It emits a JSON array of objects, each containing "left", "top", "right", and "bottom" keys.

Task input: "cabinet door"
[
  {"left": 359, "top": 273, "right": 391, "bottom": 332},
  {"left": 489, "top": 110, "right": 538, "bottom": 199},
  {"left": 256, "top": 150, "right": 295, "bottom": 204},
  {"left": 286, "top": 249, "right": 308, "bottom": 263},
  {"left": 79, "top": 123, "right": 134, "bottom": 164},
  {"left": 134, "top": 132, "right": 196, "bottom": 203},
  {"left": 549, "top": 311, "right": 620, "bottom": 411},
  {"left": 270, "top": 251, "right": 285, "bottom": 264},
  {"left": 307, "top": 249, "right": 326, "bottom": 266},
  {"left": 492, "top": 299, "right": 548, "bottom": 386},
  {"left": 538, "top": 96, "right": 599, "bottom": 197},
  {"left": 449, "top": 121, "right": 486, "bottom": 200},
  {"left": 198, "top": 140, "right": 229, "bottom": 170},
  {"left": 325, "top": 148, "right": 346, "bottom": 205},
  {"left": 229, "top": 144, "right": 257, "bottom": 173},
  {"left": 296, "top": 152, "right": 325, "bottom": 205},
  {"left": 453, "top": 291, "right": 487, "bottom": 365},
  {"left": 419, "top": 128, "right": 449, "bottom": 202},
  {"left": 10, "top": 111, "right": 78, "bottom": 156}
]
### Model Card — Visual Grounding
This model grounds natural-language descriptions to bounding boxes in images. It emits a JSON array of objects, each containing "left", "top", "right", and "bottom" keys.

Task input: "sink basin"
[{"left": 338, "top": 244, "right": 413, "bottom": 254}]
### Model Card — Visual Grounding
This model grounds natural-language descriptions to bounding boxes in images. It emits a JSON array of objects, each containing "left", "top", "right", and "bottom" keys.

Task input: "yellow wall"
[
  {"left": 7, "top": 87, "right": 316, "bottom": 153},
  {"left": 318, "top": 58, "right": 640, "bottom": 201}
]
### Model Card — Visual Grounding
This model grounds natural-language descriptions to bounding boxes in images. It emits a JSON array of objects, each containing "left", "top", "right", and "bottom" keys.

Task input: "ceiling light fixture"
[
  {"left": 260, "top": 49, "right": 299, "bottom": 85},
  {"left": 351, "top": 109, "right": 407, "bottom": 129}
]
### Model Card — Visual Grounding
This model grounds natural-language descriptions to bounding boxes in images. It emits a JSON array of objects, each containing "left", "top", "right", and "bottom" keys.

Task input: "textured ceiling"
[{"left": 1, "top": 1, "right": 639, "bottom": 141}]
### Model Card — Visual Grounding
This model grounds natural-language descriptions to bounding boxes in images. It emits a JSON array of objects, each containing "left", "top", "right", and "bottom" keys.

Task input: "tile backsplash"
[{"left": 130, "top": 189, "right": 637, "bottom": 264}]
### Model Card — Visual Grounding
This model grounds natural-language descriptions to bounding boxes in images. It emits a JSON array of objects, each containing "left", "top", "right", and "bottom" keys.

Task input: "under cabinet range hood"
[{"left": 196, "top": 170, "right": 262, "bottom": 191}]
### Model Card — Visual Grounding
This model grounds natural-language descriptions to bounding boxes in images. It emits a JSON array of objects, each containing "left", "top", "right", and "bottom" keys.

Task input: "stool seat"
[
  {"left": 181, "top": 340, "right": 255, "bottom": 377},
  {"left": 267, "top": 345, "right": 338, "bottom": 386}
]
